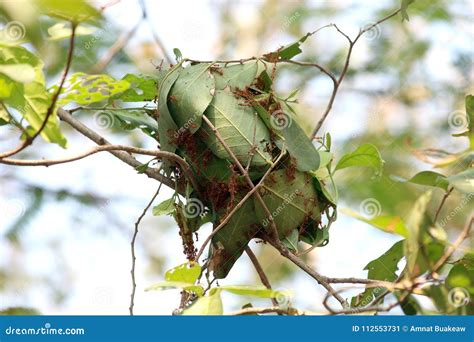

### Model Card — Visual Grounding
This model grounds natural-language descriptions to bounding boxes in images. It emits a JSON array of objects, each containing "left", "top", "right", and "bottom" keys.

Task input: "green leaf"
[
  {"left": 252, "top": 102, "right": 284, "bottom": 140},
  {"left": 325, "top": 132, "right": 332, "bottom": 150},
  {"left": 0, "top": 307, "right": 41, "bottom": 315},
  {"left": 399, "top": 295, "right": 421, "bottom": 315},
  {"left": 178, "top": 138, "right": 234, "bottom": 183},
  {"left": 264, "top": 32, "right": 313, "bottom": 61},
  {"left": 209, "top": 196, "right": 260, "bottom": 279},
  {"left": 37, "top": 0, "right": 101, "bottom": 23},
  {"left": 254, "top": 169, "right": 321, "bottom": 239},
  {"left": 446, "top": 264, "right": 473, "bottom": 290},
  {"left": 283, "top": 229, "right": 299, "bottom": 253},
  {"left": 0, "top": 64, "right": 35, "bottom": 83},
  {"left": 157, "top": 65, "right": 181, "bottom": 160},
  {"left": 115, "top": 74, "right": 160, "bottom": 102},
  {"left": 455, "top": 253, "right": 474, "bottom": 272},
  {"left": 447, "top": 169, "right": 474, "bottom": 194},
  {"left": 402, "top": 171, "right": 449, "bottom": 190},
  {"left": 341, "top": 208, "right": 408, "bottom": 237},
  {"left": 217, "top": 285, "right": 290, "bottom": 299},
  {"left": 146, "top": 281, "right": 204, "bottom": 297},
  {"left": 0, "top": 105, "right": 10, "bottom": 125},
  {"left": 335, "top": 143, "right": 384, "bottom": 175},
  {"left": 281, "top": 115, "right": 320, "bottom": 172},
  {"left": 110, "top": 110, "right": 158, "bottom": 135},
  {"left": 0, "top": 73, "right": 18, "bottom": 99},
  {"left": 404, "top": 191, "right": 432, "bottom": 277},
  {"left": 465, "top": 95, "right": 474, "bottom": 149},
  {"left": 423, "top": 285, "right": 450, "bottom": 313},
  {"left": 213, "top": 62, "right": 258, "bottom": 90},
  {"left": 300, "top": 221, "right": 330, "bottom": 247},
  {"left": 47, "top": 22, "right": 95, "bottom": 41},
  {"left": 351, "top": 240, "right": 404, "bottom": 307},
  {"left": 318, "top": 151, "right": 333, "bottom": 170},
  {"left": 152, "top": 198, "right": 175, "bottom": 216},
  {"left": 173, "top": 48, "right": 183, "bottom": 62},
  {"left": 165, "top": 262, "right": 201, "bottom": 284},
  {"left": 59, "top": 73, "right": 130, "bottom": 106},
  {"left": 23, "top": 82, "right": 67, "bottom": 147},
  {"left": 365, "top": 240, "right": 405, "bottom": 281},
  {"left": 182, "top": 290, "right": 223, "bottom": 315},
  {"left": 311, "top": 172, "right": 338, "bottom": 204},
  {"left": 168, "top": 63, "right": 214, "bottom": 133},
  {"left": 401, "top": 0, "right": 416, "bottom": 21},
  {"left": 201, "top": 89, "right": 272, "bottom": 167},
  {"left": 0, "top": 45, "right": 67, "bottom": 146}
]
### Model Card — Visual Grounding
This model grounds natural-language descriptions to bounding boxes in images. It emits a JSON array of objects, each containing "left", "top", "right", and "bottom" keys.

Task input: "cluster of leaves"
[
  {"left": 153, "top": 57, "right": 340, "bottom": 278},
  {"left": 345, "top": 95, "right": 474, "bottom": 314},
  {"left": 0, "top": 0, "right": 104, "bottom": 145},
  {"left": 146, "top": 262, "right": 290, "bottom": 315}
]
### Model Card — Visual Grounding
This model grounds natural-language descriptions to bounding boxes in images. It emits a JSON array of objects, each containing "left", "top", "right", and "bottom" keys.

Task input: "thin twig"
[
  {"left": 57, "top": 108, "right": 175, "bottom": 189},
  {"left": 229, "top": 306, "right": 303, "bottom": 316},
  {"left": 266, "top": 237, "right": 348, "bottom": 309},
  {"left": 202, "top": 116, "right": 280, "bottom": 242},
  {"left": 432, "top": 216, "right": 473, "bottom": 273},
  {"left": 311, "top": 9, "right": 401, "bottom": 138},
  {"left": 434, "top": 187, "right": 454, "bottom": 223},
  {"left": 139, "top": 0, "right": 173, "bottom": 64},
  {"left": 92, "top": 6, "right": 146, "bottom": 73},
  {"left": 245, "top": 246, "right": 279, "bottom": 307},
  {"left": 0, "top": 142, "right": 200, "bottom": 196},
  {"left": 130, "top": 183, "right": 163, "bottom": 315}
]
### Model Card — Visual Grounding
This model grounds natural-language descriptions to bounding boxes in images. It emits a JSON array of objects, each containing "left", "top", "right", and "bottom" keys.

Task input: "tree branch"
[
  {"left": 432, "top": 216, "right": 473, "bottom": 273},
  {"left": 434, "top": 187, "right": 454, "bottom": 223},
  {"left": 56, "top": 108, "right": 175, "bottom": 189},
  {"left": 266, "top": 237, "right": 348, "bottom": 309},
  {"left": 311, "top": 9, "right": 401, "bottom": 138},
  {"left": 245, "top": 246, "right": 279, "bottom": 307}
]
